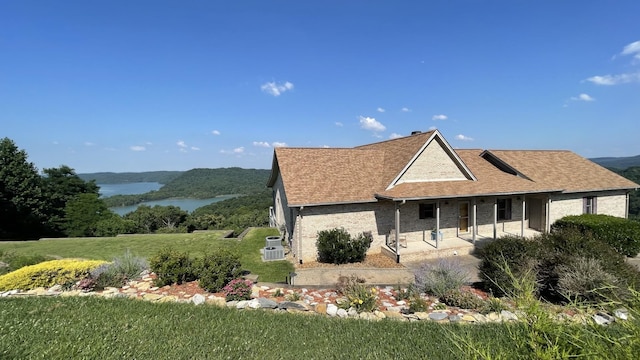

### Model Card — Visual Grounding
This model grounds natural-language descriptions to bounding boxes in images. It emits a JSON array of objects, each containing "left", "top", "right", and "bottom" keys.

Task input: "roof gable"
[{"left": 390, "top": 131, "right": 475, "bottom": 189}]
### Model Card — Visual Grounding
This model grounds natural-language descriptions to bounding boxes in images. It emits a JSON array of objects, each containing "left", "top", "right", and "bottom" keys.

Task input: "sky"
[{"left": 2, "top": 1, "right": 639, "bottom": 173}]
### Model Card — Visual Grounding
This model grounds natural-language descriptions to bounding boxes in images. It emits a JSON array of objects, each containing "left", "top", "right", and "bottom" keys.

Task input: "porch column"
[
  {"left": 394, "top": 202, "right": 401, "bottom": 263},
  {"left": 436, "top": 200, "right": 441, "bottom": 249},
  {"left": 493, "top": 199, "right": 497, "bottom": 240},
  {"left": 545, "top": 198, "right": 551, "bottom": 233},
  {"left": 521, "top": 196, "right": 525, "bottom": 238},
  {"left": 472, "top": 198, "right": 477, "bottom": 245}
]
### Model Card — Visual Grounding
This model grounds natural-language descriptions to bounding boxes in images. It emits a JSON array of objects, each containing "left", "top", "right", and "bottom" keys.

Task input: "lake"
[{"left": 98, "top": 182, "right": 235, "bottom": 215}]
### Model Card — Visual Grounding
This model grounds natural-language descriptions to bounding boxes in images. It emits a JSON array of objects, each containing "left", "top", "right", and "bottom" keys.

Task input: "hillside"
[
  {"left": 590, "top": 155, "right": 640, "bottom": 170},
  {"left": 78, "top": 171, "right": 183, "bottom": 184},
  {"left": 102, "top": 167, "right": 270, "bottom": 207}
]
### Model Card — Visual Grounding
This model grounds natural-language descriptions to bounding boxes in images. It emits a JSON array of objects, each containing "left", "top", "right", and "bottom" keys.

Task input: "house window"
[
  {"left": 497, "top": 198, "right": 512, "bottom": 221},
  {"left": 584, "top": 197, "right": 597, "bottom": 214},
  {"left": 419, "top": 203, "right": 435, "bottom": 219}
]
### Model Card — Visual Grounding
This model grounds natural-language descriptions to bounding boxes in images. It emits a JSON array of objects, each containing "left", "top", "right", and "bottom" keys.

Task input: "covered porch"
[
  {"left": 382, "top": 228, "right": 541, "bottom": 263},
  {"left": 380, "top": 193, "right": 549, "bottom": 264}
]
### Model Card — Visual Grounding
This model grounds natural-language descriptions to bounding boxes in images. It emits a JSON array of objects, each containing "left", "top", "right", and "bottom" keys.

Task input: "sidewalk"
[{"left": 287, "top": 254, "right": 482, "bottom": 287}]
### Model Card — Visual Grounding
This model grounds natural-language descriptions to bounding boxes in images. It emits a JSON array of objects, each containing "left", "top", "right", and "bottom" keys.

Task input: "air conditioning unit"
[
  {"left": 265, "top": 236, "right": 282, "bottom": 248},
  {"left": 263, "top": 246, "right": 284, "bottom": 261}
]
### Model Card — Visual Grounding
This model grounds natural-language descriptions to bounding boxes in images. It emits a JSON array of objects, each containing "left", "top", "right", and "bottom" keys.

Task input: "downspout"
[
  {"left": 297, "top": 206, "right": 304, "bottom": 264},
  {"left": 546, "top": 198, "right": 551, "bottom": 233},
  {"left": 394, "top": 200, "right": 406, "bottom": 263}
]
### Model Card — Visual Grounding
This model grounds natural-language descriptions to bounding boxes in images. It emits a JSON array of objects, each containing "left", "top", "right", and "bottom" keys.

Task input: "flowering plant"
[{"left": 222, "top": 278, "right": 253, "bottom": 301}]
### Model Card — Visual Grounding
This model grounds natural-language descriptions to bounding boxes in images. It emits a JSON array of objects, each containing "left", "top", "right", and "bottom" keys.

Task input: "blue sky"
[{"left": 2, "top": 1, "right": 639, "bottom": 173}]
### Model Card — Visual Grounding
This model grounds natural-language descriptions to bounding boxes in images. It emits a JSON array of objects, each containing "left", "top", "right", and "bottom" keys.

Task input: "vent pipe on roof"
[{"left": 411, "top": 131, "right": 422, "bottom": 135}]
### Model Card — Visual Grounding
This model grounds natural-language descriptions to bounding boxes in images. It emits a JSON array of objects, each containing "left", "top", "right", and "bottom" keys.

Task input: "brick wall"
[{"left": 397, "top": 139, "right": 467, "bottom": 183}]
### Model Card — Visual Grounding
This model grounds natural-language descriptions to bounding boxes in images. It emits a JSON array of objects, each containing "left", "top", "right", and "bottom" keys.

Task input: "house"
[{"left": 267, "top": 130, "right": 639, "bottom": 264}]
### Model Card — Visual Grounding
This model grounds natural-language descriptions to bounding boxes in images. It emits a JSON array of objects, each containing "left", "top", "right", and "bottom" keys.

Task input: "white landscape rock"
[
  {"left": 191, "top": 293, "right": 206, "bottom": 305},
  {"left": 326, "top": 304, "right": 338, "bottom": 317}
]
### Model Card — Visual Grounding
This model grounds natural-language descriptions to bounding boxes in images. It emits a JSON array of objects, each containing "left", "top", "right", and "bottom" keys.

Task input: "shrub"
[
  {"left": 478, "top": 235, "right": 541, "bottom": 297},
  {"left": 0, "top": 259, "right": 107, "bottom": 291},
  {"left": 335, "top": 274, "right": 378, "bottom": 313},
  {"left": 480, "top": 297, "right": 509, "bottom": 314},
  {"left": 395, "top": 283, "right": 418, "bottom": 301},
  {"left": 552, "top": 214, "right": 640, "bottom": 257},
  {"left": 90, "top": 250, "right": 149, "bottom": 290},
  {"left": 316, "top": 228, "right": 373, "bottom": 264},
  {"left": 407, "top": 295, "right": 429, "bottom": 313},
  {"left": 440, "top": 289, "right": 485, "bottom": 310},
  {"left": 196, "top": 249, "right": 243, "bottom": 293},
  {"left": 149, "top": 247, "right": 196, "bottom": 287},
  {"left": 222, "top": 278, "right": 253, "bottom": 301},
  {"left": 414, "top": 259, "right": 469, "bottom": 298},
  {"left": 555, "top": 256, "right": 621, "bottom": 303}
]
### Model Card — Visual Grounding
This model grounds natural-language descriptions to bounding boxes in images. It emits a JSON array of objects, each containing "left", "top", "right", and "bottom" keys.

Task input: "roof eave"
[
  {"left": 375, "top": 189, "right": 563, "bottom": 202},
  {"left": 286, "top": 199, "right": 378, "bottom": 208}
]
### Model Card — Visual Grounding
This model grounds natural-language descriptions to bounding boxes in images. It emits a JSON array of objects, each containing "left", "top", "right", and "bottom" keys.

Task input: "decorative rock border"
[{"left": 0, "top": 275, "right": 630, "bottom": 326}]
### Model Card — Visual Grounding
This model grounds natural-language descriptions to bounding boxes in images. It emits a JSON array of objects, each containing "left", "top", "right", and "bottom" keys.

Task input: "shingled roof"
[{"left": 268, "top": 130, "right": 638, "bottom": 206}]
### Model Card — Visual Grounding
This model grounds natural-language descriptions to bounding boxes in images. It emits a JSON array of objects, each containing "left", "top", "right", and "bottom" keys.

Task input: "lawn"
[
  {"left": 0, "top": 228, "right": 294, "bottom": 283},
  {"left": 0, "top": 296, "right": 528, "bottom": 359}
]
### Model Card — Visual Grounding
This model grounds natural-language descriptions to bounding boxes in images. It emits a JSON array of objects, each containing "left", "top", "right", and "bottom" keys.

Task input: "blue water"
[
  {"left": 98, "top": 182, "right": 162, "bottom": 197},
  {"left": 98, "top": 182, "right": 235, "bottom": 215}
]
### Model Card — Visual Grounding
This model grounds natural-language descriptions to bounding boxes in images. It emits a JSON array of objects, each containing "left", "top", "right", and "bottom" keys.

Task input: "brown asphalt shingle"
[{"left": 269, "top": 131, "right": 639, "bottom": 206}]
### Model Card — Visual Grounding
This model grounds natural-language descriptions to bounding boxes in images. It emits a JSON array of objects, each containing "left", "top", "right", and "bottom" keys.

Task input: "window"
[
  {"left": 497, "top": 198, "right": 512, "bottom": 221},
  {"left": 419, "top": 203, "right": 435, "bottom": 219},
  {"left": 584, "top": 197, "right": 597, "bottom": 214}
]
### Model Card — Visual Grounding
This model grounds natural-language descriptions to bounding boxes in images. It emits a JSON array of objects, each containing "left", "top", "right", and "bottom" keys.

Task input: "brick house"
[{"left": 267, "top": 130, "right": 639, "bottom": 263}]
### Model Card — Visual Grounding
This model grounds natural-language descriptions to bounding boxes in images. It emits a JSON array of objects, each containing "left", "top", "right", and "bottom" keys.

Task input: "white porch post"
[
  {"left": 436, "top": 200, "right": 441, "bottom": 249},
  {"left": 521, "top": 196, "right": 526, "bottom": 237},
  {"left": 493, "top": 199, "right": 497, "bottom": 240},
  {"left": 472, "top": 198, "right": 477, "bottom": 245},
  {"left": 394, "top": 202, "right": 401, "bottom": 262},
  {"left": 546, "top": 198, "right": 551, "bottom": 233}
]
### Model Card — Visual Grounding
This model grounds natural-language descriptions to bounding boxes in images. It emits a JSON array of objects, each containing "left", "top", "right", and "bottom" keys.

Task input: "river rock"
[
  {"left": 278, "top": 301, "right": 308, "bottom": 311},
  {"left": 336, "top": 308, "right": 348, "bottom": 318},
  {"left": 315, "top": 303, "right": 327, "bottom": 315},
  {"left": 501, "top": 310, "right": 519, "bottom": 322},
  {"left": 326, "top": 304, "right": 338, "bottom": 317},
  {"left": 143, "top": 293, "right": 164, "bottom": 302},
  {"left": 614, "top": 308, "right": 629, "bottom": 320},
  {"left": 191, "top": 294, "right": 206, "bottom": 305},
  {"left": 428, "top": 312, "right": 449, "bottom": 322}
]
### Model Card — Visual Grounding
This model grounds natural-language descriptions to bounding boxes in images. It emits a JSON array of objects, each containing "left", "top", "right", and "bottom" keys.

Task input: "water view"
[{"left": 98, "top": 182, "right": 235, "bottom": 215}]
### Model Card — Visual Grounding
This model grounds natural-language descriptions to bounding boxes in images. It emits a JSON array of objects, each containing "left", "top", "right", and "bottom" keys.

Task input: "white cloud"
[
  {"left": 191, "top": 146, "right": 200, "bottom": 151},
  {"left": 621, "top": 40, "right": 640, "bottom": 62},
  {"left": 455, "top": 134, "right": 474, "bottom": 141},
  {"left": 177, "top": 140, "right": 187, "bottom": 148},
  {"left": 322, "top": 145, "right": 331, "bottom": 148},
  {"left": 570, "top": 93, "right": 595, "bottom": 102},
  {"left": 84, "top": 142, "right": 95, "bottom": 146},
  {"left": 377, "top": 107, "right": 385, "bottom": 113},
  {"left": 335, "top": 122, "right": 343, "bottom": 127},
  {"left": 233, "top": 147, "right": 244, "bottom": 154},
  {"left": 586, "top": 72, "right": 640, "bottom": 85},
  {"left": 253, "top": 141, "right": 271, "bottom": 148},
  {"left": 261, "top": 81, "right": 294, "bottom": 96},
  {"left": 389, "top": 133, "right": 403, "bottom": 139},
  {"left": 401, "top": 107, "right": 411, "bottom": 112},
  {"left": 432, "top": 114, "right": 448, "bottom": 121},
  {"left": 359, "top": 116, "right": 386, "bottom": 132},
  {"left": 130, "top": 145, "right": 146, "bottom": 151},
  {"left": 179, "top": 148, "right": 188, "bottom": 153},
  {"left": 272, "top": 142, "right": 287, "bottom": 147},
  {"left": 212, "top": 130, "right": 221, "bottom": 135}
]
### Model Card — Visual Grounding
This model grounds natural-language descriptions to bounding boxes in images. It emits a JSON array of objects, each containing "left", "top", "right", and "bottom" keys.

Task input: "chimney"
[{"left": 411, "top": 131, "right": 422, "bottom": 135}]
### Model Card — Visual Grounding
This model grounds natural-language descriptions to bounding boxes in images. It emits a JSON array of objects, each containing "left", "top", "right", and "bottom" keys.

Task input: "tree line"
[{"left": 0, "top": 138, "right": 270, "bottom": 240}]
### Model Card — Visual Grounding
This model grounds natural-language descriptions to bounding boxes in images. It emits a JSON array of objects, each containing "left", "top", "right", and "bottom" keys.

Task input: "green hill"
[
  {"left": 78, "top": 171, "right": 183, "bottom": 184},
  {"left": 590, "top": 155, "right": 640, "bottom": 170},
  {"left": 102, "top": 167, "right": 270, "bottom": 207}
]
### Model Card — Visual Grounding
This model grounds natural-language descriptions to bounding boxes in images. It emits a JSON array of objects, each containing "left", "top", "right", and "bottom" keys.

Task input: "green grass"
[
  {"left": 0, "top": 296, "right": 527, "bottom": 359},
  {"left": 0, "top": 228, "right": 293, "bottom": 283}
]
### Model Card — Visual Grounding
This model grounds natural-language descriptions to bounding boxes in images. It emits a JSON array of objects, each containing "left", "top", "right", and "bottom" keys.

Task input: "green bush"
[
  {"left": 0, "top": 251, "right": 51, "bottom": 275},
  {"left": 196, "top": 249, "right": 242, "bottom": 293},
  {"left": 414, "top": 259, "right": 469, "bottom": 298},
  {"left": 478, "top": 235, "right": 541, "bottom": 297},
  {"left": 149, "top": 247, "right": 196, "bottom": 287},
  {"left": 440, "top": 289, "right": 485, "bottom": 310},
  {"left": 316, "top": 228, "right": 373, "bottom": 264},
  {"left": 552, "top": 214, "right": 640, "bottom": 257}
]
